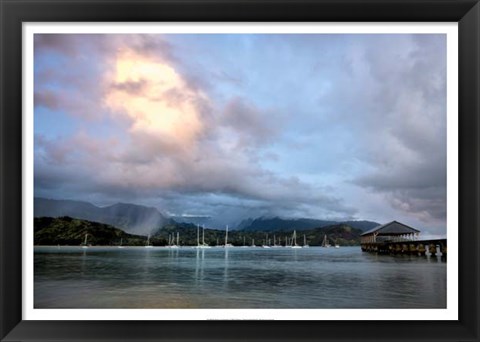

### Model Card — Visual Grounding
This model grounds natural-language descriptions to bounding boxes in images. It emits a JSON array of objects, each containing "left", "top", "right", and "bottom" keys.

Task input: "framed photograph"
[{"left": 1, "top": 0, "right": 478, "bottom": 341}]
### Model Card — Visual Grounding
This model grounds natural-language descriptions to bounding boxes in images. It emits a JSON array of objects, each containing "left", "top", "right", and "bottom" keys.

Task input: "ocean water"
[{"left": 34, "top": 246, "right": 446, "bottom": 309}]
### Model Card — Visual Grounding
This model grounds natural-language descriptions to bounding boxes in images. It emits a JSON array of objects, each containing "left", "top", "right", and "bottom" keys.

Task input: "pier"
[
  {"left": 361, "top": 238, "right": 447, "bottom": 256},
  {"left": 360, "top": 221, "right": 446, "bottom": 257}
]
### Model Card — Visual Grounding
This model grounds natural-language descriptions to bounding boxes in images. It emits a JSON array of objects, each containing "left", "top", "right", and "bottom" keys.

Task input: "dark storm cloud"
[
  {"left": 336, "top": 35, "right": 447, "bottom": 224},
  {"left": 386, "top": 187, "right": 446, "bottom": 223}
]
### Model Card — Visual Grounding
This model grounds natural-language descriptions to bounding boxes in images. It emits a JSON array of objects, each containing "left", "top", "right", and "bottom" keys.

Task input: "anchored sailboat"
[
  {"left": 202, "top": 225, "right": 211, "bottom": 248},
  {"left": 224, "top": 225, "right": 233, "bottom": 247},
  {"left": 262, "top": 233, "right": 270, "bottom": 248},
  {"left": 291, "top": 230, "right": 302, "bottom": 249},
  {"left": 196, "top": 224, "right": 211, "bottom": 248},
  {"left": 303, "top": 234, "right": 310, "bottom": 248},
  {"left": 81, "top": 233, "right": 89, "bottom": 249},
  {"left": 241, "top": 236, "right": 248, "bottom": 248},
  {"left": 169, "top": 232, "right": 180, "bottom": 248},
  {"left": 321, "top": 234, "right": 331, "bottom": 248},
  {"left": 145, "top": 234, "right": 153, "bottom": 248},
  {"left": 118, "top": 238, "right": 124, "bottom": 249},
  {"left": 272, "top": 234, "right": 281, "bottom": 248}
]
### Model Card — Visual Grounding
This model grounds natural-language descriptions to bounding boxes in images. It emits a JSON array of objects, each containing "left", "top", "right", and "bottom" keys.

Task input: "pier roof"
[{"left": 361, "top": 220, "right": 420, "bottom": 236}]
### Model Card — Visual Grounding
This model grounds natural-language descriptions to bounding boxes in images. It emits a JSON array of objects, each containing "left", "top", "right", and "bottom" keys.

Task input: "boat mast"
[
  {"left": 322, "top": 234, "right": 329, "bottom": 247},
  {"left": 225, "top": 225, "right": 229, "bottom": 246},
  {"left": 197, "top": 224, "right": 200, "bottom": 247}
]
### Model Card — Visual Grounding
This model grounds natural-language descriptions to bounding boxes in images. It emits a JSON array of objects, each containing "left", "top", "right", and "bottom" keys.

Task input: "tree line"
[{"left": 34, "top": 217, "right": 362, "bottom": 246}]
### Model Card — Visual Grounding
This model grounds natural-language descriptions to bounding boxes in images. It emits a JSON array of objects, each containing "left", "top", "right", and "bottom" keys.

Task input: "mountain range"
[
  {"left": 237, "top": 216, "right": 379, "bottom": 232},
  {"left": 34, "top": 198, "right": 171, "bottom": 235},
  {"left": 34, "top": 197, "right": 380, "bottom": 236}
]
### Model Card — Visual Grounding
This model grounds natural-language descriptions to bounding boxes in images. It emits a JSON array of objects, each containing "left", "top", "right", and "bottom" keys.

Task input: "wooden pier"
[
  {"left": 361, "top": 238, "right": 447, "bottom": 257},
  {"left": 359, "top": 220, "right": 446, "bottom": 257}
]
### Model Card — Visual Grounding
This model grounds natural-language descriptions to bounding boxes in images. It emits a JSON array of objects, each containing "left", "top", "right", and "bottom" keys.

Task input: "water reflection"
[
  {"left": 195, "top": 248, "right": 205, "bottom": 286},
  {"left": 223, "top": 247, "right": 229, "bottom": 286},
  {"left": 426, "top": 254, "right": 444, "bottom": 263},
  {"left": 292, "top": 248, "right": 298, "bottom": 262},
  {"left": 81, "top": 249, "right": 87, "bottom": 276},
  {"left": 34, "top": 246, "right": 446, "bottom": 309}
]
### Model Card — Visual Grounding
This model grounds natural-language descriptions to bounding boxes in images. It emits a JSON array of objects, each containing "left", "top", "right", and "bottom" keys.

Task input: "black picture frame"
[{"left": 1, "top": 0, "right": 479, "bottom": 341}]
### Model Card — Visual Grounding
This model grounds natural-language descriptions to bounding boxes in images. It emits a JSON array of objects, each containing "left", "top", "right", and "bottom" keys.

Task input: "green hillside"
[
  {"left": 34, "top": 217, "right": 362, "bottom": 246},
  {"left": 155, "top": 223, "right": 362, "bottom": 246},
  {"left": 34, "top": 216, "right": 147, "bottom": 246}
]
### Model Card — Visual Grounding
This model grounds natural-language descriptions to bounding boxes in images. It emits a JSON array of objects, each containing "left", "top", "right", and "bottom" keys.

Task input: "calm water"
[{"left": 34, "top": 246, "right": 446, "bottom": 309}]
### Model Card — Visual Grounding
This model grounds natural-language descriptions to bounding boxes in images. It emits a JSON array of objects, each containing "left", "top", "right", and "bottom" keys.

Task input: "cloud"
[
  {"left": 104, "top": 48, "right": 206, "bottom": 151},
  {"left": 329, "top": 35, "right": 447, "bottom": 225},
  {"left": 34, "top": 34, "right": 94, "bottom": 56},
  {"left": 387, "top": 187, "right": 446, "bottom": 224},
  {"left": 34, "top": 35, "right": 112, "bottom": 121},
  {"left": 33, "top": 33, "right": 447, "bottom": 231},
  {"left": 220, "top": 97, "right": 282, "bottom": 147},
  {"left": 34, "top": 35, "right": 353, "bottom": 227}
]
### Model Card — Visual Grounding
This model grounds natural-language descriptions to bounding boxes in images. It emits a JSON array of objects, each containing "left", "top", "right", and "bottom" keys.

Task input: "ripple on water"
[{"left": 34, "top": 246, "right": 446, "bottom": 309}]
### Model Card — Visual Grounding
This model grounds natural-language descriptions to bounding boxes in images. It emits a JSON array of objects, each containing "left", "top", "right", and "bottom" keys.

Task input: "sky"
[{"left": 33, "top": 33, "right": 447, "bottom": 235}]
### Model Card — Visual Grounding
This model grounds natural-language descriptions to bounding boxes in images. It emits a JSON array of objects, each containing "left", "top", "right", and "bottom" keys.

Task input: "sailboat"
[
  {"left": 202, "top": 225, "right": 211, "bottom": 248},
  {"left": 145, "top": 234, "right": 153, "bottom": 248},
  {"left": 262, "top": 233, "right": 270, "bottom": 248},
  {"left": 251, "top": 238, "right": 256, "bottom": 247},
  {"left": 197, "top": 225, "right": 211, "bottom": 248},
  {"left": 81, "top": 233, "right": 89, "bottom": 249},
  {"left": 196, "top": 224, "right": 200, "bottom": 248},
  {"left": 118, "top": 238, "right": 124, "bottom": 249},
  {"left": 169, "top": 232, "right": 180, "bottom": 248},
  {"left": 291, "top": 230, "right": 302, "bottom": 249},
  {"left": 241, "top": 236, "right": 248, "bottom": 248},
  {"left": 321, "top": 234, "right": 331, "bottom": 248},
  {"left": 303, "top": 234, "right": 310, "bottom": 248},
  {"left": 224, "top": 225, "right": 233, "bottom": 247},
  {"left": 272, "top": 235, "right": 281, "bottom": 248}
]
